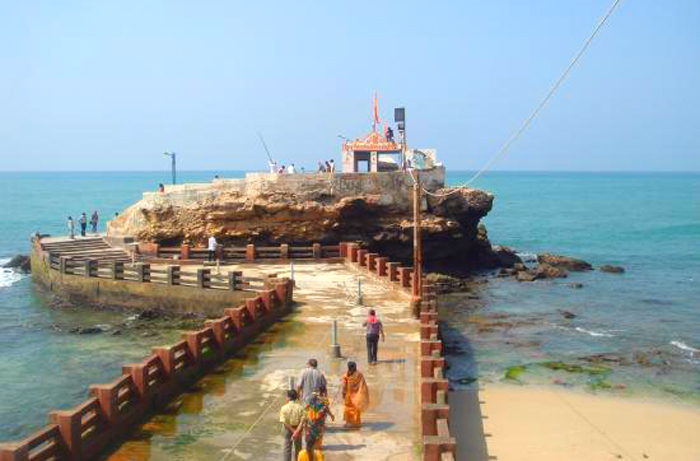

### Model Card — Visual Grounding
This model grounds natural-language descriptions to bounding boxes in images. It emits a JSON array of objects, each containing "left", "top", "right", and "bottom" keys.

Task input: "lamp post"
[{"left": 163, "top": 151, "right": 176, "bottom": 185}]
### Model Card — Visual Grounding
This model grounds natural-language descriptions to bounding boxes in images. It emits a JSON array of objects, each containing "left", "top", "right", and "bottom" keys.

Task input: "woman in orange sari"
[{"left": 341, "top": 361, "right": 369, "bottom": 428}]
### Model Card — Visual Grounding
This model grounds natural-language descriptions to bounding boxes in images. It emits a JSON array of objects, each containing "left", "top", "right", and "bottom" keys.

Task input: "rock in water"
[
  {"left": 78, "top": 326, "right": 104, "bottom": 335},
  {"left": 3, "top": 254, "right": 30, "bottom": 273},
  {"left": 599, "top": 264, "right": 625, "bottom": 274},
  {"left": 516, "top": 271, "right": 538, "bottom": 282},
  {"left": 537, "top": 253, "right": 592, "bottom": 271},
  {"left": 533, "top": 263, "right": 568, "bottom": 279},
  {"left": 567, "top": 282, "right": 584, "bottom": 289},
  {"left": 558, "top": 309, "right": 577, "bottom": 319}
]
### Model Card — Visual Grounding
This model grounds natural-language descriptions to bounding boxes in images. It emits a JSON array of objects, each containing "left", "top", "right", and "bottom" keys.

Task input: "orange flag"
[{"left": 373, "top": 93, "right": 378, "bottom": 124}]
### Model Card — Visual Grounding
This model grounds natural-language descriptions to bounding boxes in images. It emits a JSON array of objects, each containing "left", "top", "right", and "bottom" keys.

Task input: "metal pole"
[
  {"left": 413, "top": 175, "right": 423, "bottom": 300},
  {"left": 288, "top": 376, "right": 295, "bottom": 391},
  {"left": 290, "top": 260, "right": 295, "bottom": 282},
  {"left": 330, "top": 319, "right": 341, "bottom": 358},
  {"left": 356, "top": 277, "right": 363, "bottom": 306},
  {"left": 172, "top": 152, "right": 177, "bottom": 185}
]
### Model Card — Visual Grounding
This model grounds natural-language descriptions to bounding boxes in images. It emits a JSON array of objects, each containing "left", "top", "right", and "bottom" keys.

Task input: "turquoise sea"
[{"left": 0, "top": 171, "right": 698, "bottom": 441}]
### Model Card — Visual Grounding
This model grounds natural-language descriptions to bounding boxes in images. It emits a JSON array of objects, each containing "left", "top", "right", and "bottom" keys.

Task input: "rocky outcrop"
[
  {"left": 600, "top": 264, "right": 625, "bottom": 274},
  {"left": 108, "top": 172, "right": 502, "bottom": 268},
  {"left": 537, "top": 253, "right": 592, "bottom": 271},
  {"left": 3, "top": 254, "right": 30, "bottom": 272}
]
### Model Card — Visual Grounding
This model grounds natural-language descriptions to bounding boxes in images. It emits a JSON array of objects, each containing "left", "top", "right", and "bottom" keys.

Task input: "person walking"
[
  {"left": 67, "top": 216, "right": 75, "bottom": 239},
  {"left": 79, "top": 213, "right": 87, "bottom": 237},
  {"left": 317, "top": 161, "right": 325, "bottom": 173},
  {"left": 279, "top": 390, "right": 305, "bottom": 461},
  {"left": 287, "top": 163, "right": 296, "bottom": 174},
  {"left": 324, "top": 161, "right": 331, "bottom": 173},
  {"left": 90, "top": 211, "right": 99, "bottom": 234},
  {"left": 329, "top": 159, "right": 336, "bottom": 173},
  {"left": 207, "top": 235, "right": 218, "bottom": 262},
  {"left": 296, "top": 388, "right": 334, "bottom": 461},
  {"left": 297, "top": 359, "right": 326, "bottom": 404},
  {"left": 363, "top": 309, "right": 385, "bottom": 364},
  {"left": 341, "top": 361, "right": 369, "bottom": 428}
]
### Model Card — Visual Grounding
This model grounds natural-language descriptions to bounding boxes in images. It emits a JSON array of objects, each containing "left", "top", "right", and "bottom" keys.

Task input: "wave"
[
  {"left": 670, "top": 340, "right": 699, "bottom": 355},
  {"left": 516, "top": 252, "right": 538, "bottom": 263},
  {"left": 0, "top": 258, "right": 25, "bottom": 288},
  {"left": 574, "top": 327, "right": 615, "bottom": 338}
]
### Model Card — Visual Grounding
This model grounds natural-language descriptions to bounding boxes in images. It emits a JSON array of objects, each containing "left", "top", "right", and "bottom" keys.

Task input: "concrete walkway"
[{"left": 103, "top": 262, "right": 421, "bottom": 461}]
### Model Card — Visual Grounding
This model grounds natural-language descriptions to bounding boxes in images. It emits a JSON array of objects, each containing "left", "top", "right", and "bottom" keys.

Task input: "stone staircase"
[{"left": 40, "top": 237, "right": 131, "bottom": 263}]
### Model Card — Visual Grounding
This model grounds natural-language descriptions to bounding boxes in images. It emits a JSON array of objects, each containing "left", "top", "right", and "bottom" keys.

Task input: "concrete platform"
[{"left": 103, "top": 263, "right": 421, "bottom": 461}]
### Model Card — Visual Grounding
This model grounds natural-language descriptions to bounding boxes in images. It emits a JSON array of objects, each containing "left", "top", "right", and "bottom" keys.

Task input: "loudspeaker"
[{"left": 394, "top": 107, "right": 405, "bottom": 123}]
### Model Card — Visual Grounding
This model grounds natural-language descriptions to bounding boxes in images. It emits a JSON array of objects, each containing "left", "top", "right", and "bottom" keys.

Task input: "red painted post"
[
  {"left": 245, "top": 299, "right": 258, "bottom": 320},
  {"left": 376, "top": 257, "right": 388, "bottom": 276},
  {"left": 153, "top": 346, "right": 177, "bottom": 376},
  {"left": 89, "top": 384, "right": 119, "bottom": 423},
  {"left": 245, "top": 244, "right": 255, "bottom": 262},
  {"left": 184, "top": 332, "right": 203, "bottom": 361},
  {"left": 48, "top": 410, "right": 82, "bottom": 459},
  {"left": 205, "top": 318, "right": 228, "bottom": 347},
  {"left": 399, "top": 267, "right": 412, "bottom": 288},
  {"left": 224, "top": 307, "right": 244, "bottom": 331},
  {"left": 123, "top": 363, "right": 149, "bottom": 397},
  {"left": 0, "top": 444, "right": 29, "bottom": 461},
  {"left": 387, "top": 262, "right": 400, "bottom": 282},
  {"left": 357, "top": 249, "right": 367, "bottom": 267},
  {"left": 366, "top": 253, "right": 377, "bottom": 273},
  {"left": 180, "top": 243, "right": 190, "bottom": 260},
  {"left": 339, "top": 242, "right": 349, "bottom": 258},
  {"left": 349, "top": 244, "right": 359, "bottom": 263}
]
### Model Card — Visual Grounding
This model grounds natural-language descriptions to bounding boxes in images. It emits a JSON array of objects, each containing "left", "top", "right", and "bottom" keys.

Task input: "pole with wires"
[{"left": 412, "top": 173, "right": 423, "bottom": 314}]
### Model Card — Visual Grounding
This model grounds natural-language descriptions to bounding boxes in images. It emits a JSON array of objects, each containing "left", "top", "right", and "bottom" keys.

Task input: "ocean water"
[
  {"left": 0, "top": 171, "right": 698, "bottom": 441},
  {"left": 442, "top": 172, "right": 700, "bottom": 403}
]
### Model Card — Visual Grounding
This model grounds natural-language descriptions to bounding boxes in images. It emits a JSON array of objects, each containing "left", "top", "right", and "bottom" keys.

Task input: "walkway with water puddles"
[{"left": 103, "top": 262, "right": 421, "bottom": 461}]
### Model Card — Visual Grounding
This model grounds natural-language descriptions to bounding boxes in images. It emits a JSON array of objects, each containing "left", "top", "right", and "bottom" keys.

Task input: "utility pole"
[
  {"left": 413, "top": 173, "right": 423, "bottom": 301},
  {"left": 163, "top": 151, "right": 177, "bottom": 185}
]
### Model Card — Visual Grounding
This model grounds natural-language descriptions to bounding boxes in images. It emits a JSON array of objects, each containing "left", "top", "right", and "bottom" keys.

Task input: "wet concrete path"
[{"left": 104, "top": 263, "right": 421, "bottom": 461}]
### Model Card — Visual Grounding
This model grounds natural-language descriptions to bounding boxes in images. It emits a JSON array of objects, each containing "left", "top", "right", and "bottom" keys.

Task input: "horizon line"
[{"left": 0, "top": 169, "right": 698, "bottom": 174}]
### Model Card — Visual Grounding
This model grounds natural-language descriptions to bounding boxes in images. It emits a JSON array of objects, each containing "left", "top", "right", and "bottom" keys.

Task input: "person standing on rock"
[
  {"left": 297, "top": 359, "right": 327, "bottom": 404},
  {"left": 329, "top": 159, "right": 336, "bottom": 173},
  {"left": 90, "top": 211, "right": 99, "bottom": 234},
  {"left": 67, "top": 216, "right": 75, "bottom": 239},
  {"left": 207, "top": 235, "right": 218, "bottom": 262},
  {"left": 279, "top": 389, "right": 305, "bottom": 461},
  {"left": 363, "top": 309, "right": 385, "bottom": 364},
  {"left": 79, "top": 213, "right": 87, "bottom": 237}
]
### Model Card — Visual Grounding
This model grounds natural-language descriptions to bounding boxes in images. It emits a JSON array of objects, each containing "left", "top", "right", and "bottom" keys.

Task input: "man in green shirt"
[{"left": 279, "top": 389, "right": 305, "bottom": 461}]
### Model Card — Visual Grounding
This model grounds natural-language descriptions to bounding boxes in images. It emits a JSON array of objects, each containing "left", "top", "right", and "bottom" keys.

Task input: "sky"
[{"left": 0, "top": 0, "right": 698, "bottom": 172}]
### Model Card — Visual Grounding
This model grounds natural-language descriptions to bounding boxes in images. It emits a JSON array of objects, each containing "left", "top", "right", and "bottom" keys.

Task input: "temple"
[{"left": 341, "top": 96, "right": 439, "bottom": 173}]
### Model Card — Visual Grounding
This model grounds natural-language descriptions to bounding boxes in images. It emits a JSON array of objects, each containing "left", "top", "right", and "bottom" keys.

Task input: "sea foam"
[
  {"left": 574, "top": 327, "right": 615, "bottom": 338},
  {"left": 0, "top": 259, "right": 24, "bottom": 289},
  {"left": 670, "top": 340, "right": 699, "bottom": 355}
]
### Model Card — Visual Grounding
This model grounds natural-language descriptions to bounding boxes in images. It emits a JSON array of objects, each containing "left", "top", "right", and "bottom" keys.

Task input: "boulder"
[
  {"left": 78, "top": 326, "right": 104, "bottom": 335},
  {"left": 599, "top": 264, "right": 625, "bottom": 274},
  {"left": 537, "top": 253, "right": 592, "bottom": 272},
  {"left": 558, "top": 309, "right": 577, "bottom": 319},
  {"left": 567, "top": 282, "right": 584, "bottom": 289},
  {"left": 2, "top": 254, "right": 30, "bottom": 273},
  {"left": 533, "top": 263, "right": 568, "bottom": 279},
  {"left": 516, "top": 271, "right": 537, "bottom": 282}
]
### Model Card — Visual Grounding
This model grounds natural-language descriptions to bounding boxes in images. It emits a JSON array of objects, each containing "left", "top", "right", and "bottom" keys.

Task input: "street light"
[{"left": 163, "top": 151, "right": 176, "bottom": 185}]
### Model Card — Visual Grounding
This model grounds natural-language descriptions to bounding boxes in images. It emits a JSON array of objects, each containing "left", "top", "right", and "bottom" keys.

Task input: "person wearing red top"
[{"left": 363, "top": 309, "right": 386, "bottom": 364}]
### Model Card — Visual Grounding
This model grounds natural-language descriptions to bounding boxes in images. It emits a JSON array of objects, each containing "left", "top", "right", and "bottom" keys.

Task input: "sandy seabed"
[{"left": 450, "top": 383, "right": 700, "bottom": 461}]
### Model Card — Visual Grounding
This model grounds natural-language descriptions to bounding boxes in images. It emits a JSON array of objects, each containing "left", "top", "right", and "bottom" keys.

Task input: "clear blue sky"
[{"left": 1, "top": 0, "right": 698, "bottom": 172}]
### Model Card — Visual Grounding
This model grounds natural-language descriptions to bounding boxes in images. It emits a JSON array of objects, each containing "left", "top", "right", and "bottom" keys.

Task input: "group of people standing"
[
  {"left": 66, "top": 211, "right": 99, "bottom": 238},
  {"left": 316, "top": 160, "right": 335, "bottom": 173},
  {"left": 281, "top": 359, "right": 369, "bottom": 461}
]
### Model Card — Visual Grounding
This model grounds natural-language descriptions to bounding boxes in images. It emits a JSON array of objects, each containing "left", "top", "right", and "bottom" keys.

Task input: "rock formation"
[{"left": 108, "top": 171, "right": 511, "bottom": 269}]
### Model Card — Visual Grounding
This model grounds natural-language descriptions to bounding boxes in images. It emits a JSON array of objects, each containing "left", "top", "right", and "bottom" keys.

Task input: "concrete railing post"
[
  {"left": 112, "top": 261, "right": 124, "bottom": 280},
  {"left": 349, "top": 244, "right": 359, "bottom": 263},
  {"left": 0, "top": 444, "right": 29, "bottom": 461},
  {"left": 48, "top": 411, "right": 81, "bottom": 460},
  {"left": 387, "top": 262, "right": 400, "bottom": 282},
  {"left": 312, "top": 243, "right": 322, "bottom": 260},
  {"left": 376, "top": 257, "right": 388, "bottom": 277},
  {"left": 228, "top": 271, "right": 241, "bottom": 290},
  {"left": 339, "top": 242, "right": 349, "bottom": 258},
  {"left": 357, "top": 249, "right": 368, "bottom": 267},
  {"left": 196, "top": 268, "right": 210, "bottom": 289},
  {"left": 59, "top": 257, "right": 67, "bottom": 274},
  {"left": 245, "top": 244, "right": 256, "bottom": 262},
  {"left": 180, "top": 243, "right": 190, "bottom": 260},
  {"left": 167, "top": 265, "right": 180, "bottom": 285},
  {"left": 280, "top": 243, "right": 289, "bottom": 260}
]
